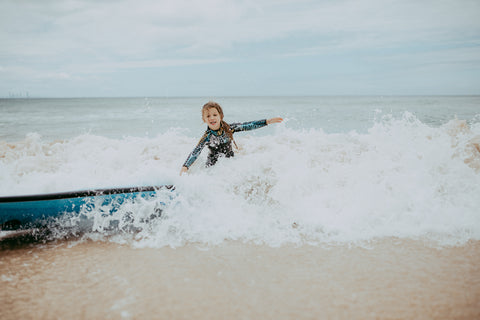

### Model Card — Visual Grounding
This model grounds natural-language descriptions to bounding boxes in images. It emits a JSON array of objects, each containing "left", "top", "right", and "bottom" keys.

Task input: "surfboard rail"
[
  {"left": 0, "top": 185, "right": 174, "bottom": 230},
  {"left": 0, "top": 185, "right": 174, "bottom": 203}
]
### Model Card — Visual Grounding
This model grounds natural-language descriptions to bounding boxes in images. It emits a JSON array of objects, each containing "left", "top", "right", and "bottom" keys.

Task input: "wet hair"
[{"left": 202, "top": 101, "right": 238, "bottom": 149}]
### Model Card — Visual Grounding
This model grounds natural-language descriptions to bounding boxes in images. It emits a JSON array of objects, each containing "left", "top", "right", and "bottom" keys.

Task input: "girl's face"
[{"left": 203, "top": 107, "right": 222, "bottom": 130}]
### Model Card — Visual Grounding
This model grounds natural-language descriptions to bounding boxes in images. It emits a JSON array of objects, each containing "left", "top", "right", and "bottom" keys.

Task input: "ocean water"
[{"left": 1, "top": 96, "right": 480, "bottom": 247}]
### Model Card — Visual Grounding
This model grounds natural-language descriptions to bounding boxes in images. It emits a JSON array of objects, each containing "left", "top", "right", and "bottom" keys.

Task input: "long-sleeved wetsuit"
[{"left": 183, "top": 119, "right": 268, "bottom": 168}]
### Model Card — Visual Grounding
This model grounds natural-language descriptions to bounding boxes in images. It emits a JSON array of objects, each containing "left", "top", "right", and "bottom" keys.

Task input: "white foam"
[{"left": 1, "top": 113, "right": 480, "bottom": 247}]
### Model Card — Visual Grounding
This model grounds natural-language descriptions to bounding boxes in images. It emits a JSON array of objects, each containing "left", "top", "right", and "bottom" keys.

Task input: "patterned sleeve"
[
  {"left": 183, "top": 131, "right": 210, "bottom": 168},
  {"left": 230, "top": 119, "right": 267, "bottom": 133}
]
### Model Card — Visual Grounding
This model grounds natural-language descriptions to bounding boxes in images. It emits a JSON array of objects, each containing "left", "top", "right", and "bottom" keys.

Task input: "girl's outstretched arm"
[
  {"left": 267, "top": 117, "right": 283, "bottom": 124},
  {"left": 231, "top": 117, "right": 283, "bottom": 133}
]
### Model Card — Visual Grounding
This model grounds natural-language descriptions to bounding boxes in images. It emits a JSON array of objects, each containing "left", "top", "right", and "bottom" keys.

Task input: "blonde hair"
[{"left": 202, "top": 101, "right": 238, "bottom": 149}]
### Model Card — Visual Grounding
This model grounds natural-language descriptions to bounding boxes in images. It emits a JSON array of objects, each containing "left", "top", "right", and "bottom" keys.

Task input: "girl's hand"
[
  {"left": 267, "top": 117, "right": 283, "bottom": 125},
  {"left": 180, "top": 166, "right": 188, "bottom": 176}
]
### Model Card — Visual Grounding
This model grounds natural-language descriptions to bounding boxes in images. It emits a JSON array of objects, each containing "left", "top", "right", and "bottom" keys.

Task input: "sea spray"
[{"left": 1, "top": 112, "right": 479, "bottom": 247}]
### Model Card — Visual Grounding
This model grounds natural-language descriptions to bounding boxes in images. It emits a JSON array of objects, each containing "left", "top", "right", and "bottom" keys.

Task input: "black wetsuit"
[{"left": 183, "top": 119, "right": 268, "bottom": 168}]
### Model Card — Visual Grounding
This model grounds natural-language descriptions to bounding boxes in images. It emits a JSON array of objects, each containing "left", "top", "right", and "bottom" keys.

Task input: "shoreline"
[{"left": 1, "top": 237, "right": 479, "bottom": 319}]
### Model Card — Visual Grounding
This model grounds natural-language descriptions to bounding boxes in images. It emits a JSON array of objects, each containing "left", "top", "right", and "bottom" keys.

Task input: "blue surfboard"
[{"left": 0, "top": 185, "right": 173, "bottom": 230}]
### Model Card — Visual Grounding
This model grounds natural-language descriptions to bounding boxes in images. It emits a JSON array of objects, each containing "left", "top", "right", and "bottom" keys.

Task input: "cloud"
[
  {"left": 0, "top": 0, "right": 479, "bottom": 95},
  {"left": 0, "top": 65, "right": 71, "bottom": 81},
  {"left": 3, "top": 0, "right": 479, "bottom": 59},
  {"left": 69, "top": 57, "right": 232, "bottom": 75}
]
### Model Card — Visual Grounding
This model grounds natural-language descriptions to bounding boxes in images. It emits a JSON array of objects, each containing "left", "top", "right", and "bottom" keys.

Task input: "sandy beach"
[{"left": 1, "top": 236, "right": 479, "bottom": 320}]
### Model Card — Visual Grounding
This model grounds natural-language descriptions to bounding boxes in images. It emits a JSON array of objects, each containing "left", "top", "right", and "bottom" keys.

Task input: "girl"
[{"left": 180, "top": 101, "right": 283, "bottom": 175}]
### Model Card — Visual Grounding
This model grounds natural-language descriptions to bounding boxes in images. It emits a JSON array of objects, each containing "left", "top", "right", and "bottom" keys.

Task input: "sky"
[{"left": 1, "top": 0, "right": 479, "bottom": 97}]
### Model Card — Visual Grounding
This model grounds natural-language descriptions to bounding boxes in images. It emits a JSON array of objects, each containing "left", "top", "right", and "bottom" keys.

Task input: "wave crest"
[{"left": 1, "top": 113, "right": 480, "bottom": 247}]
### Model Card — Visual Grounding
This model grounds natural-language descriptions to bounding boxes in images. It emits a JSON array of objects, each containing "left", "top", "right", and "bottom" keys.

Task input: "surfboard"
[{"left": 0, "top": 185, "right": 174, "bottom": 230}]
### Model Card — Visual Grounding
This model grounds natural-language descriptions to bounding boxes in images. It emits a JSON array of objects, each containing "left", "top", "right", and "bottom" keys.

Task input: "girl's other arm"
[{"left": 180, "top": 132, "right": 209, "bottom": 175}]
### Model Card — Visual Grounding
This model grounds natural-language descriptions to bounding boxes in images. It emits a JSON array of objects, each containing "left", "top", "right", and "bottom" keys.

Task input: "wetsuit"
[{"left": 183, "top": 119, "right": 268, "bottom": 168}]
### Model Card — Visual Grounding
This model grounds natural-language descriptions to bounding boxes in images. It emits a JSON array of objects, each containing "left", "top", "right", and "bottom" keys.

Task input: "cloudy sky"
[{"left": 1, "top": 0, "right": 479, "bottom": 97}]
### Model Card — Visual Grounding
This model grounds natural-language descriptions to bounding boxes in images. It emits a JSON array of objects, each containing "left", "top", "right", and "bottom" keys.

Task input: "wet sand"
[{"left": 1, "top": 237, "right": 479, "bottom": 320}]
